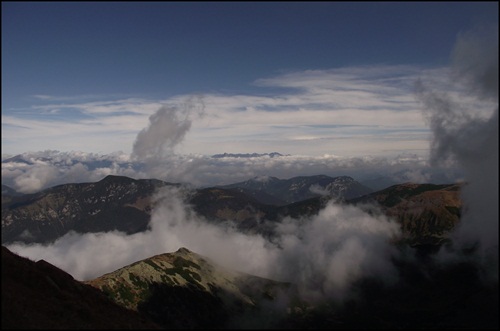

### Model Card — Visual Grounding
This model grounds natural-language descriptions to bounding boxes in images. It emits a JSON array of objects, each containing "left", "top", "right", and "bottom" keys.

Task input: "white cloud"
[
  {"left": 1, "top": 150, "right": 462, "bottom": 194},
  {"left": 7, "top": 185, "right": 401, "bottom": 305},
  {"left": 4, "top": 64, "right": 489, "bottom": 157},
  {"left": 269, "top": 202, "right": 401, "bottom": 302},
  {"left": 416, "top": 23, "right": 498, "bottom": 281},
  {"left": 1, "top": 151, "right": 147, "bottom": 193}
]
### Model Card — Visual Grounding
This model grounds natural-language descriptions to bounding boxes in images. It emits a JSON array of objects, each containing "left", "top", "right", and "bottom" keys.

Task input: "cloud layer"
[
  {"left": 3, "top": 64, "right": 492, "bottom": 158},
  {"left": 7, "top": 185, "right": 401, "bottom": 305},
  {"left": 2, "top": 150, "right": 463, "bottom": 194}
]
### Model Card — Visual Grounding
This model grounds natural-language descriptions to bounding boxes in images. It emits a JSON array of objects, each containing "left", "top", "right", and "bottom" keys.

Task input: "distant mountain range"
[
  {"left": 217, "top": 174, "right": 373, "bottom": 205},
  {"left": 1, "top": 184, "right": 22, "bottom": 196},
  {"left": 1, "top": 152, "right": 465, "bottom": 194},
  {"left": 2, "top": 175, "right": 462, "bottom": 247},
  {"left": 1, "top": 175, "right": 173, "bottom": 244},
  {"left": 211, "top": 152, "right": 287, "bottom": 158}
]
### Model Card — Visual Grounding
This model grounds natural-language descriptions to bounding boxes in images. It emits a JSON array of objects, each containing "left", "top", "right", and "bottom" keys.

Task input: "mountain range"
[
  {"left": 2, "top": 174, "right": 497, "bottom": 329},
  {"left": 211, "top": 152, "right": 287, "bottom": 158},
  {"left": 2, "top": 174, "right": 459, "bottom": 246},
  {"left": 216, "top": 174, "right": 373, "bottom": 205},
  {"left": 2, "top": 175, "right": 174, "bottom": 244}
]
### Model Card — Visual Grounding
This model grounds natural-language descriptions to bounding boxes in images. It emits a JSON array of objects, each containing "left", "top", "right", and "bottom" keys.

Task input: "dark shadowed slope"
[{"left": 1, "top": 246, "right": 161, "bottom": 329}]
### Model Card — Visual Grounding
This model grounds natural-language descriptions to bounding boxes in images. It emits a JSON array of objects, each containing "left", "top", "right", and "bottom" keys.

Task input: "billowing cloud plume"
[
  {"left": 266, "top": 202, "right": 401, "bottom": 303},
  {"left": 451, "top": 24, "right": 498, "bottom": 101},
  {"left": 131, "top": 97, "right": 205, "bottom": 160},
  {"left": 415, "top": 23, "right": 498, "bottom": 280}
]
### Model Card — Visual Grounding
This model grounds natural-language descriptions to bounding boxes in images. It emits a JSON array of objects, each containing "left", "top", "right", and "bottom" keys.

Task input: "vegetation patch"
[
  {"left": 184, "top": 271, "right": 202, "bottom": 283},
  {"left": 160, "top": 274, "right": 171, "bottom": 284},
  {"left": 116, "top": 283, "right": 135, "bottom": 305},
  {"left": 128, "top": 273, "right": 152, "bottom": 302},
  {"left": 161, "top": 257, "right": 203, "bottom": 284},
  {"left": 129, "top": 273, "right": 149, "bottom": 291},
  {"left": 173, "top": 257, "right": 201, "bottom": 270},
  {"left": 144, "top": 259, "right": 163, "bottom": 272},
  {"left": 101, "top": 284, "right": 113, "bottom": 298}
]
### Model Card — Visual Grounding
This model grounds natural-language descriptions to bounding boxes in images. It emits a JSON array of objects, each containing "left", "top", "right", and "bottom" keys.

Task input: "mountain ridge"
[
  {"left": 2, "top": 175, "right": 463, "bottom": 247},
  {"left": 84, "top": 246, "right": 296, "bottom": 329},
  {"left": 211, "top": 152, "right": 287, "bottom": 158},
  {"left": 217, "top": 174, "right": 373, "bottom": 205}
]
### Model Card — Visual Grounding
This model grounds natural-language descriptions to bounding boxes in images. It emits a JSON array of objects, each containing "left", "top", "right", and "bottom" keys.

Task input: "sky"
[{"left": 2, "top": 2, "right": 498, "bottom": 158}]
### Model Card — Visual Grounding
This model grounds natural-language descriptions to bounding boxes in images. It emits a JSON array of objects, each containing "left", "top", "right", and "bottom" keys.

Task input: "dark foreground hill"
[
  {"left": 1, "top": 246, "right": 161, "bottom": 329},
  {"left": 282, "top": 256, "right": 499, "bottom": 329},
  {"left": 4, "top": 243, "right": 497, "bottom": 329}
]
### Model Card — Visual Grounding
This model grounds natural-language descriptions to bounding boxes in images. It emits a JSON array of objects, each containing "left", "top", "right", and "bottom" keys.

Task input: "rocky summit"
[{"left": 85, "top": 247, "right": 296, "bottom": 329}]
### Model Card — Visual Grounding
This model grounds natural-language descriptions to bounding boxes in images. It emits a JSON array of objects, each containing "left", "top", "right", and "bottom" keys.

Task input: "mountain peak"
[
  {"left": 176, "top": 247, "right": 191, "bottom": 254},
  {"left": 250, "top": 175, "right": 279, "bottom": 183},
  {"left": 100, "top": 174, "right": 134, "bottom": 182}
]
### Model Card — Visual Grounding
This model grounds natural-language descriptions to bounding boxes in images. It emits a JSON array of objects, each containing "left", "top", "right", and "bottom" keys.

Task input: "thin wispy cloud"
[
  {"left": 2, "top": 65, "right": 477, "bottom": 158},
  {"left": 2, "top": 68, "right": 465, "bottom": 192}
]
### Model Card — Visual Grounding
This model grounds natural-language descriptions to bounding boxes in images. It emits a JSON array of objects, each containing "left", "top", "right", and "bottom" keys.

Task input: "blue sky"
[{"left": 2, "top": 2, "right": 498, "bottom": 157}]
